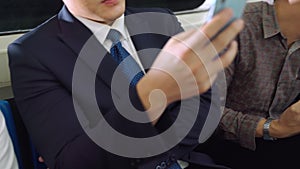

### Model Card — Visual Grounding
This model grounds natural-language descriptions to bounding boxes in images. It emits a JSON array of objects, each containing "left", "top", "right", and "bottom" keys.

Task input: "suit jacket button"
[
  {"left": 170, "top": 155, "right": 176, "bottom": 162},
  {"left": 161, "top": 162, "right": 166, "bottom": 169},
  {"left": 166, "top": 160, "right": 171, "bottom": 166}
]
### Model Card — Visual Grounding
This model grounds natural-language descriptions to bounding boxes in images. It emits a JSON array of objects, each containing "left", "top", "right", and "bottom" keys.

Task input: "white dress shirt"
[{"left": 75, "top": 15, "right": 145, "bottom": 72}]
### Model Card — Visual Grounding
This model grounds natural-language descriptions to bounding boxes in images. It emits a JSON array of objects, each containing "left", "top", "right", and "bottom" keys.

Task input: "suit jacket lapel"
[
  {"left": 56, "top": 7, "right": 162, "bottom": 94},
  {"left": 57, "top": 6, "right": 121, "bottom": 92},
  {"left": 125, "top": 9, "right": 158, "bottom": 71},
  {"left": 57, "top": 6, "right": 93, "bottom": 55}
]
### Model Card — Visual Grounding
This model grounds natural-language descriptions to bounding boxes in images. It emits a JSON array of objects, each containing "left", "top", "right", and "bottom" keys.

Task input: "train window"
[
  {"left": 0, "top": 0, "right": 205, "bottom": 35},
  {"left": 0, "top": 0, "right": 63, "bottom": 35}
]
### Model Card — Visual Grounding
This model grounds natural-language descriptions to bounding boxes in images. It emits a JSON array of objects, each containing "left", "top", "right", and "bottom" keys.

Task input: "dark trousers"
[{"left": 197, "top": 132, "right": 300, "bottom": 169}]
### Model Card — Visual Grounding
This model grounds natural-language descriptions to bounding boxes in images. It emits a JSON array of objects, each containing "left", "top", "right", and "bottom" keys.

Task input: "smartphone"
[{"left": 206, "top": 0, "right": 247, "bottom": 40}]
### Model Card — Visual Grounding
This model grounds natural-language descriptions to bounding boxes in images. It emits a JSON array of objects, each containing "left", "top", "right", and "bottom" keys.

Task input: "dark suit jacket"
[{"left": 8, "top": 6, "right": 227, "bottom": 169}]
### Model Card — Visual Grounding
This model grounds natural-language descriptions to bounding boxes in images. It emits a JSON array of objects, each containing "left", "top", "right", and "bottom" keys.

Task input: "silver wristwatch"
[{"left": 263, "top": 117, "right": 277, "bottom": 141}]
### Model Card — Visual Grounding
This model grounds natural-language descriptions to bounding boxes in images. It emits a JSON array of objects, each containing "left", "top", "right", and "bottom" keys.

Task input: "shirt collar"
[
  {"left": 75, "top": 14, "right": 128, "bottom": 44},
  {"left": 262, "top": 2, "right": 282, "bottom": 39}
]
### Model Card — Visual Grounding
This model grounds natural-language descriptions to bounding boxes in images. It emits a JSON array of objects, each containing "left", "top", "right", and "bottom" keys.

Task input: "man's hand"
[
  {"left": 38, "top": 156, "right": 49, "bottom": 169},
  {"left": 270, "top": 100, "right": 300, "bottom": 138},
  {"left": 137, "top": 9, "right": 244, "bottom": 122}
]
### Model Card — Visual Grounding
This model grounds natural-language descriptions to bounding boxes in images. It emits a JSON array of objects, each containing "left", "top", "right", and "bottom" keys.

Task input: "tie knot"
[{"left": 107, "top": 29, "right": 121, "bottom": 45}]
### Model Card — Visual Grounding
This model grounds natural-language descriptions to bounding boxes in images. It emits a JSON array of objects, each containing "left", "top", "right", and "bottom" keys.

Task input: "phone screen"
[
  {"left": 206, "top": 0, "right": 247, "bottom": 22},
  {"left": 205, "top": 0, "right": 247, "bottom": 41}
]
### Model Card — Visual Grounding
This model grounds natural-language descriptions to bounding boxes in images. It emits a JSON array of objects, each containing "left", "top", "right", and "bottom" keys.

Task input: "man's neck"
[{"left": 275, "top": 0, "right": 300, "bottom": 45}]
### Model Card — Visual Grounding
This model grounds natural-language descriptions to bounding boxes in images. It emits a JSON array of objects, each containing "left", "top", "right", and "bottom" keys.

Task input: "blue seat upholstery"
[
  {"left": 0, "top": 100, "right": 23, "bottom": 169},
  {"left": 0, "top": 100, "right": 47, "bottom": 169}
]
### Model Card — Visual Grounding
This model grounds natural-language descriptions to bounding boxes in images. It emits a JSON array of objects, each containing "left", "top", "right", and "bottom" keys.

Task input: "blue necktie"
[
  {"left": 108, "top": 30, "right": 182, "bottom": 169},
  {"left": 107, "top": 29, "right": 144, "bottom": 86}
]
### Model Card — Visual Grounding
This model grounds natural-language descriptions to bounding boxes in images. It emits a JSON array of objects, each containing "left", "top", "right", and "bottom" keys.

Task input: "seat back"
[{"left": 0, "top": 99, "right": 47, "bottom": 169}]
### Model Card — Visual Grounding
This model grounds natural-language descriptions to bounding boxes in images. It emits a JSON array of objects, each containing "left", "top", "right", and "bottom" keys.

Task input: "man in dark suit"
[{"left": 8, "top": 0, "right": 244, "bottom": 168}]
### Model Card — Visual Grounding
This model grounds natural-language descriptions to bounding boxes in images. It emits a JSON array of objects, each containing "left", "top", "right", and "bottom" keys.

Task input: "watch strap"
[{"left": 263, "top": 117, "right": 276, "bottom": 141}]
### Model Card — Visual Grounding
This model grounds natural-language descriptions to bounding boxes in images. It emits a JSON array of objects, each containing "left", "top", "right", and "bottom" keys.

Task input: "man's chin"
[{"left": 289, "top": 0, "right": 300, "bottom": 4}]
